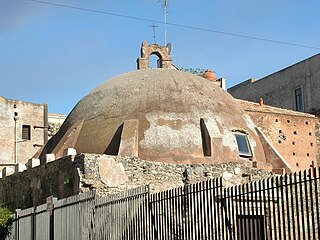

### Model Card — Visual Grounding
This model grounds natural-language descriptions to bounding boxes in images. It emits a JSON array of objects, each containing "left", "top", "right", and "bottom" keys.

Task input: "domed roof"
[
  {"left": 69, "top": 69, "right": 241, "bottom": 124},
  {"left": 40, "top": 68, "right": 266, "bottom": 164}
]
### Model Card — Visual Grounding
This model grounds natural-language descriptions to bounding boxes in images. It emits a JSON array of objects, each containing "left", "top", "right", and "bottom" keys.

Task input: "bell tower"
[{"left": 137, "top": 40, "right": 172, "bottom": 70}]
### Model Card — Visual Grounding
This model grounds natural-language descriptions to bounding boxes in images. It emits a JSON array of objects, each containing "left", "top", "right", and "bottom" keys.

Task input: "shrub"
[
  {"left": 0, "top": 207, "right": 13, "bottom": 240},
  {"left": 180, "top": 67, "right": 205, "bottom": 76}
]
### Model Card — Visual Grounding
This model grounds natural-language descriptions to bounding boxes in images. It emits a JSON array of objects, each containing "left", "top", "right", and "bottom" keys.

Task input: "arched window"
[
  {"left": 137, "top": 41, "right": 172, "bottom": 69},
  {"left": 149, "top": 54, "right": 161, "bottom": 68}
]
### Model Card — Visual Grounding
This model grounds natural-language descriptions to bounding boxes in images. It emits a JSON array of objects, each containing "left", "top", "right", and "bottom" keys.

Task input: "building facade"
[
  {"left": 0, "top": 41, "right": 319, "bottom": 211},
  {"left": 0, "top": 96, "right": 66, "bottom": 168},
  {"left": 36, "top": 42, "right": 317, "bottom": 174},
  {"left": 0, "top": 96, "right": 47, "bottom": 166},
  {"left": 238, "top": 99, "right": 318, "bottom": 172},
  {"left": 228, "top": 53, "right": 320, "bottom": 116}
]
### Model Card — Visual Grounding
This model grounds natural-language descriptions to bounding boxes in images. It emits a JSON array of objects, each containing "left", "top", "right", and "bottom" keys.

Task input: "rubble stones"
[
  {"left": 99, "top": 158, "right": 128, "bottom": 187},
  {"left": 76, "top": 154, "right": 272, "bottom": 196},
  {"left": 48, "top": 122, "right": 63, "bottom": 138}
]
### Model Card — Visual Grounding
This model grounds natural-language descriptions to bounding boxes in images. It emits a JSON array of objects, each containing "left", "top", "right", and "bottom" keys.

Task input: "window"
[
  {"left": 234, "top": 132, "right": 252, "bottom": 158},
  {"left": 237, "top": 215, "right": 266, "bottom": 240},
  {"left": 22, "top": 125, "right": 31, "bottom": 140},
  {"left": 294, "top": 87, "right": 303, "bottom": 111}
]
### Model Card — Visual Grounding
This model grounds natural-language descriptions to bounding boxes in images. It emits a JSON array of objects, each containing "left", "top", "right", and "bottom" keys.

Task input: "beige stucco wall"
[
  {"left": 228, "top": 54, "right": 320, "bottom": 115},
  {"left": 0, "top": 96, "right": 45, "bottom": 166}
]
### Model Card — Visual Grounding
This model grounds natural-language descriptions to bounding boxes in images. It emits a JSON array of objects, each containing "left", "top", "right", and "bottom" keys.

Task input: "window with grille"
[
  {"left": 22, "top": 125, "right": 31, "bottom": 140},
  {"left": 237, "top": 215, "right": 266, "bottom": 240}
]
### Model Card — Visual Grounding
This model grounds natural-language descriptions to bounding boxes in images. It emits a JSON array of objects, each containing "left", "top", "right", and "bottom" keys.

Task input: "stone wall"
[
  {"left": 48, "top": 113, "right": 66, "bottom": 139},
  {"left": 0, "top": 156, "right": 79, "bottom": 211},
  {"left": 77, "top": 154, "right": 271, "bottom": 196},
  {"left": 0, "top": 153, "right": 272, "bottom": 211}
]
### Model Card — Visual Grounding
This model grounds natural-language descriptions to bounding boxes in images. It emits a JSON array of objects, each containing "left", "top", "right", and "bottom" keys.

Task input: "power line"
[
  {"left": 241, "top": 81, "right": 285, "bottom": 108},
  {"left": 27, "top": 0, "right": 320, "bottom": 50}
]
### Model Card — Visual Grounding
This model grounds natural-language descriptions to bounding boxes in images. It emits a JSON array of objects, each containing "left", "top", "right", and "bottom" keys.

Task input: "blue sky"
[{"left": 1, "top": 0, "right": 320, "bottom": 114}]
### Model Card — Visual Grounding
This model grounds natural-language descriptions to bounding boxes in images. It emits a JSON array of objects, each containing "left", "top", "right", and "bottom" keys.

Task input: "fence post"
[
  {"left": 31, "top": 207, "right": 35, "bottom": 240},
  {"left": 46, "top": 195, "right": 57, "bottom": 240},
  {"left": 14, "top": 209, "right": 21, "bottom": 240}
]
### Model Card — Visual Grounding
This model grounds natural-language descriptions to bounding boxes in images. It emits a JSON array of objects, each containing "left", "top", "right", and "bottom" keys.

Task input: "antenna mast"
[{"left": 163, "top": 0, "right": 167, "bottom": 45}]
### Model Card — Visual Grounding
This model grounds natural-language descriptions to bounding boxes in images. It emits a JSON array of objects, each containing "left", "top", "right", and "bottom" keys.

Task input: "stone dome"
[{"left": 40, "top": 68, "right": 267, "bottom": 165}]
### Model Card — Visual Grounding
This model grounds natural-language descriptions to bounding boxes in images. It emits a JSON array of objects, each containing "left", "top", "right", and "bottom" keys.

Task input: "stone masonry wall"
[
  {"left": 0, "top": 153, "right": 272, "bottom": 211},
  {"left": 0, "top": 156, "right": 79, "bottom": 211},
  {"left": 77, "top": 154, "right": 272, "bottom": 196},
  {"left": 48, "top": 113, "right": 66, "bottom": 139}
]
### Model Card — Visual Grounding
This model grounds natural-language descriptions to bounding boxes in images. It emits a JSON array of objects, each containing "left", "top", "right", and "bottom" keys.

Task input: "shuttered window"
[{"left": 22, "top": 125, "right": 31, "bottom": 140}]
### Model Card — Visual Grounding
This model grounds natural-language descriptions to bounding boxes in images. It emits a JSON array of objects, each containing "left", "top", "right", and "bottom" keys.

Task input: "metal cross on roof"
[{"left": 149, "top": 22, "right": 158, "bottom": 44}]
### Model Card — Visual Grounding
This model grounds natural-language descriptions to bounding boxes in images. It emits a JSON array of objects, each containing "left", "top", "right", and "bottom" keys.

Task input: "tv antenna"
[
  {"left": 149, "top": 22, "right": 158, "bottom": 44},
  {"left": 158, "top": 0, "right": 168, "bottom": 45}
]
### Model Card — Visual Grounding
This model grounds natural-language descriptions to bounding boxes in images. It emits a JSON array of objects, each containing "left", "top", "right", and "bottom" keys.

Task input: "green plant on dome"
[{"left": 180, "top": 67, "right": 205, "bottom": 76}]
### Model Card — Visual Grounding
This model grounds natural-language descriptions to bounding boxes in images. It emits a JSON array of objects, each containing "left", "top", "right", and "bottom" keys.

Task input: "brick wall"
[{"left": 247, "top": 111, "right": 317, "bottom": 172}]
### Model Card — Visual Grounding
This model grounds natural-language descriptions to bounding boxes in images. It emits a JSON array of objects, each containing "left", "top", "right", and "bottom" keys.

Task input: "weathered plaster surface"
[
  {"left": 239, "top": 99, "right": 318, "bottom": 171},
  {"left": 39, "top": 69, "right": 268, "bottom": 166},
  {"left": 0, "top": 97, "right": 45, "bottom": 166},
  {"left": 140, "top": 112, "right": 202, "bottom": 150}
]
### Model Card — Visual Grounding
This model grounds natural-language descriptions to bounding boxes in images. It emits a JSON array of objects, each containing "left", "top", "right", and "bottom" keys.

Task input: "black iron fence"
[{"left": 6, "top": 167, "right": 320, "bottom": 240}]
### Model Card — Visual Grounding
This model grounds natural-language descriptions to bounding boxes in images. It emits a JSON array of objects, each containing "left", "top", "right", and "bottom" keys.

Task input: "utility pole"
[{"left": 14, "top": 112, "right": 19, "bottom": 164}]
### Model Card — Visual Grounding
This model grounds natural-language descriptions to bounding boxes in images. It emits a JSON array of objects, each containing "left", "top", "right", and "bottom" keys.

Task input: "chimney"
[
  {"left": 202, "top": 70, "right": 217, "bottom": 82},
  {"left": 259, "top": 98, "right": 264, "bottom": 106},
  {"left": 202, "top": 69, "right": 226, "bottom": 91}
]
